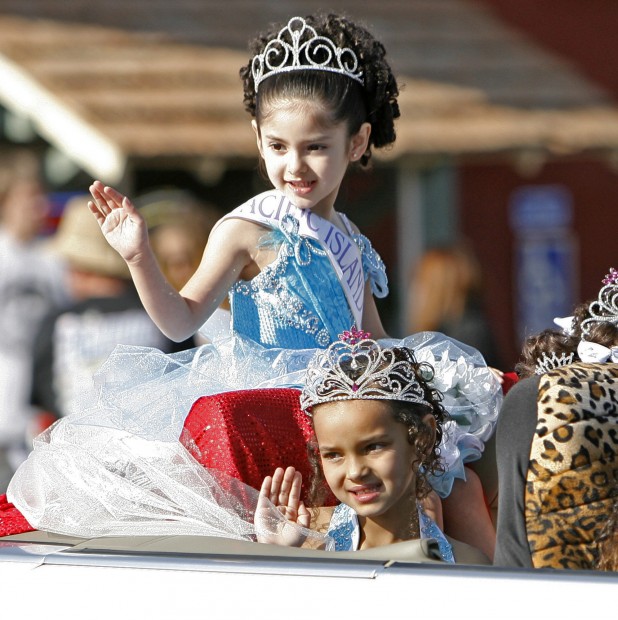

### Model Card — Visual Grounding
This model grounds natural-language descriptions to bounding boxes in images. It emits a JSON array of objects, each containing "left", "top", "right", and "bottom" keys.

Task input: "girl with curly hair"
[
  {"left": 257, "top": 334, "right": 454, "bottom": 562},
  {"left": 88, "top": 13, "right": 399, "bottom": 345}
]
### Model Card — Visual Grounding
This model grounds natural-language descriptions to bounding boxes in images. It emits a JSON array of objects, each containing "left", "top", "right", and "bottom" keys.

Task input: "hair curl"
[
  {"left": 571, "top": 299, "right": 618, "bottom": 348},
  {"left": 239, "top": 13, "right": 400, "bottom": 167},
  {"left": 515, "top": 328, "right": 578, "bottom": 379},
  {"left": 305, "top": 346, "right": 448, "bottom": 506}
]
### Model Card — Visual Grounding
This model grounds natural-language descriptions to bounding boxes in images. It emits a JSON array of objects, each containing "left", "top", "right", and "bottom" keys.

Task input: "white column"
[{"left": 396, "top": 164, "right": 424, "bottom": 335}]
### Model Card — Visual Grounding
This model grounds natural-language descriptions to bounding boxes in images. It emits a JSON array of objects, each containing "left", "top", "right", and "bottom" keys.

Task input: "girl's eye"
[
  {"left": 321, "top": 452, "right": 340, "bottom": 461},
  {"left": 366, "top": 443, "right": 385, "bottom": 453},
  {"left": 308, "top": 144, "right": 325, "bottom": 151},
  {"left": 269, "top": 143, "right": 284, "bottom": 152}
]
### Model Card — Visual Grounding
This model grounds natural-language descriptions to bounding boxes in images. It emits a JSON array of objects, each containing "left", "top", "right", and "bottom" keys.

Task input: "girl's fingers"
[
  {"left": 87, "top": 201, "right": 106, "bottom": 224},
  {"left": 89, "top": 183, "right": 114, "bottom": 215},
  {"left": 277, "top": 466, "right": 297, "bottom": 508},
  {"left": 259, "top": 475, "right": 273, "bottom": 498},
  {"left": 89, "top": 181, "right": 133, "bottom": 215},
  {"left": 288, "top": 470, "right": 303, "bottom": 512},
  {"left": 269, "top": 467, "right": 285, "bottom": 505},
  {"left": 297, "top": 501, "right": 311, "bottom": 529},
  {"left": 103, "top": 184, "right": 131, "bottom": 207}
]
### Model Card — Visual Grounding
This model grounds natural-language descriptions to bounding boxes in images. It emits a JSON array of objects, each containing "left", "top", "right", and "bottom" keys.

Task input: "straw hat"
[{"left": 49, "top": 195, "right": 130, "bottom": 279}]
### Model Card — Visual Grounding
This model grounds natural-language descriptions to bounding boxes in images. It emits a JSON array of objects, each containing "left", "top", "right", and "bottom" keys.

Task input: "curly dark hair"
[
  {"left": 305, "top": 346, "right": 448, "bottom": 506},
  {"left": 571, "top": 298, "right": 618, "bottom": 348},
  {"left": 239, "top": 13, "right": 400, "bottom": 167},
  {"left": 515, "top": 328, "right": 578, "bottom": 379}
]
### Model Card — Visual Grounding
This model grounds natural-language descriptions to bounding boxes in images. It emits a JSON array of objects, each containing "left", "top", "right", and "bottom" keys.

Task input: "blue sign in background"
[{"left": 509, "top": 185, "right": 578, "bottom": 342}]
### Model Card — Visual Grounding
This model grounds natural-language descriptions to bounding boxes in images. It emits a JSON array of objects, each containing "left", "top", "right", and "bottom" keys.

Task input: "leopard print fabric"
[{"left": 525, "top": 362, "right": 618, "bottom": 569}]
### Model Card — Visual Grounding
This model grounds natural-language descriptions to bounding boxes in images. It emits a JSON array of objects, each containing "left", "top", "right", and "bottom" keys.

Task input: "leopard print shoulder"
[{"left": 525, "top": 362, "right": 618, "bottom": 569}]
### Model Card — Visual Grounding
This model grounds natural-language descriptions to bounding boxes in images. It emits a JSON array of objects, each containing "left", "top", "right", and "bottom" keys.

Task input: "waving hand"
[
  {"left": 255, "top": 467, "right": 311, "bottom": 546},
  {"left": 88, "top": 180, "right": 148, "bottom": 263}
]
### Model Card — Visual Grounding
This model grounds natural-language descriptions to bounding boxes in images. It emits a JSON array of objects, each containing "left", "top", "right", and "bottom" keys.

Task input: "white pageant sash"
[{"left": 221, "top": 190, "right": 365, "bottom": 327}]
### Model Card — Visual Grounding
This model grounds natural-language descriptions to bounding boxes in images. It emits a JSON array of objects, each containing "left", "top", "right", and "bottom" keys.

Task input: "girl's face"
[
  {"left": 313, "top": 399, "right": 430, "bottom": 526},
  {"left": 252, "top": 100, "right": 370, "bottom": 221}
]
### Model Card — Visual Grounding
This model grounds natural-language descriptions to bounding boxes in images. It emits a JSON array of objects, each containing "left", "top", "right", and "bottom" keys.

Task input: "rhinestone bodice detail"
[{"left": 229, "top": 215, "right": 387, "bottom": 349}]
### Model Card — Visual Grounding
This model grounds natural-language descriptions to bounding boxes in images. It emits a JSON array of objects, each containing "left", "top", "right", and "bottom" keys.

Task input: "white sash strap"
[
  {"left": 221, "top": 191, "right": 365, "bottom": 327},
  {"left": 577, "top": 340, "right": 618, "bottom": 363}
]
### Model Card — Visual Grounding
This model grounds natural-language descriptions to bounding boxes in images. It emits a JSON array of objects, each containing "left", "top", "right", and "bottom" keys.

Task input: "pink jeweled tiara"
[{"left": 300, "top": 327, "right": 431, "bottom": 413}]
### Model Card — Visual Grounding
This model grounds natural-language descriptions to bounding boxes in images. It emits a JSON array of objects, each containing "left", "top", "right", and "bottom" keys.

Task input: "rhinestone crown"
[
  {"left": 252, "top": 17, "right": 364, "bottom": 91},
  {"left": 300, "top": 328, "right": 431, "bottom": 413}
]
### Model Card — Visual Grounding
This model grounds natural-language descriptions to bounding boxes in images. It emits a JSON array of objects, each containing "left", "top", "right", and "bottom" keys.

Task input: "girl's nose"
[
  {"left": 286, "top": 150, "right": 306, "bottom": 176},
  {"left": 346, "top": 457, "right": 368, "bottom": 481}
]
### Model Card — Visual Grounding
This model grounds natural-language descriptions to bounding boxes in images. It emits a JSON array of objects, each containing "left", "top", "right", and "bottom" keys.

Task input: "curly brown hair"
[
  {"left": 304, "top": 346, "right": 448, "bottom": 505},
  {"left": 239, "top": 13, "right": 400, "bottom": 167},
  {"left": 515, "top": 328, "right": 578, "bottom": 379},
  {"left": 572, "top": 299, "right": 618, "bottom": 348}
]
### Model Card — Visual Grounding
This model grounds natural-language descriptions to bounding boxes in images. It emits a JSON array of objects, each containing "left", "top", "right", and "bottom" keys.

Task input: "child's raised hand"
[
  {"left": 88, "top": 180, "right": 148, "bottom": 263},
  {"left": 255, "top": 466, "right": 311, "bottom": 546}
]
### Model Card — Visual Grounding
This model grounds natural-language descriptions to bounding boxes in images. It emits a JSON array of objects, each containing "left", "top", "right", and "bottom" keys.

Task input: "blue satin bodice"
[{"left": 228, "top": 213, "right": 387, "bottom": 349}]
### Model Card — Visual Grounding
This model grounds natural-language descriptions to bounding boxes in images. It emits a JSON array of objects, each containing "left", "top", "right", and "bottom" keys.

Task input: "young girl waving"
[
  {"left": 256, "top": 331, "right": 454, "bottom": 562},
  {"left": 6, "top": 14, "right": 501, "bottom": 555},
  {"left": 88, "top": 14, "right": 395, "bottom": 349}
]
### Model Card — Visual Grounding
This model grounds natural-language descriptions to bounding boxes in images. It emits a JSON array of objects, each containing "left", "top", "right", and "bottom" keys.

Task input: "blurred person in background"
[
  {"left": 0, "top": 150, "right": 69, "bottom": 491},
  {"left": 406, "top": 243, "right": 502, "bottom": 369},
  {"left": 30, "top": 195, "right": 196, "bottom": 426},
  {"left": 135, "top": 188, "right": 221, "bottom": 292},
  {"left": 136, "top": 189, "right": 228, "bottom": 343}
]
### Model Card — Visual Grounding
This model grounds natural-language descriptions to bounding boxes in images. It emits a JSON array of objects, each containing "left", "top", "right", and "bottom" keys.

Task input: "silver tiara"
[
  {"left": 251, "top": 17, "right": 364, "bottom": 92},
  {"left": 581, "top": 267, "right": 618, "bottom": 337},
  {"left": 300, "top": 327, "right": 431, "bottom": 414},
  {"left": 535, "top": 351, "right": 575, "bottom": 375}
]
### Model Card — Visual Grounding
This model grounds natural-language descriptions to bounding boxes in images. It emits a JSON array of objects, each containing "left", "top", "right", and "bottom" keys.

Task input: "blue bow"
[{"left": 280, "top": 215, "right": 312, "bottom": 266}]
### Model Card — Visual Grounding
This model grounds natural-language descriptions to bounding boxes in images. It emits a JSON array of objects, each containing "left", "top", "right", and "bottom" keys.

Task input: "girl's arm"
[
  {"left": 89, "top": 181, "right": 255, "bottom": 342},
  {"left": 361, "top": 283, "right": 389, "bottom": 339}
]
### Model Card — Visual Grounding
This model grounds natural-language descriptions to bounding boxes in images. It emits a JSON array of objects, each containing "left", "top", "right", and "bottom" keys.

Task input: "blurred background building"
[{"left": 0, "top": 0, "right": 616, "bottom": 368}]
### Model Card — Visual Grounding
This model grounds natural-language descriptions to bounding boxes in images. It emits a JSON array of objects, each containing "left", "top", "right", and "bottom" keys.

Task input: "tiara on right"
[
  {"left": 535, "top": 351, "right": 575, "bottom": 375},
  {"left": 251, "top": 17, "right": 364, "bottom": 91},
  {"left": 300, "top": 328, "right": 431, "bottom": 413},
  {"left": 581, "top": 267, "right": 618, "bottom": 337}
]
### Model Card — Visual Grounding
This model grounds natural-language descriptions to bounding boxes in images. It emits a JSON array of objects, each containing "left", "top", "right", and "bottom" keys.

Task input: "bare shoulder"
[
  {"left": 211, "top": 215, "right": 268, "bottom": 238},
  {"left": 207, "top": 216, "right": 269, "bottom": 251}
]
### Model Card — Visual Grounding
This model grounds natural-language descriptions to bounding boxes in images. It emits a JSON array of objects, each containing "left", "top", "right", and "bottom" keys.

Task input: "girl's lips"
[
  {"left": 349, "top": 485, "right": 382, "bottom": 504},
  {"left": 286, "top": 180, "right": 315, "bottom": 196}
]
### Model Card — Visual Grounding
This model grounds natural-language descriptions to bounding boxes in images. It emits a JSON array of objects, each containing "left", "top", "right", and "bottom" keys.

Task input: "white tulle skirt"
[{"left": 8, "top": 330, "right": 502, "bottom": 536}]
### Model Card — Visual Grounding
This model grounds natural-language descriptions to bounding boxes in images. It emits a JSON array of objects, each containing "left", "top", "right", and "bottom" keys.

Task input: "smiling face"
[
  {"left": 312, "top": 399, "right": 430, "bottom": 530},
  {"left": 252, "top": 100, "right": 370, "bottom": 221}
]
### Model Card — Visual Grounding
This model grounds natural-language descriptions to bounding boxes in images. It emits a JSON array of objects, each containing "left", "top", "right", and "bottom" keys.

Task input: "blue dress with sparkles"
[{"left": 229, "top": 212, "right": 387, "bottom": 349}]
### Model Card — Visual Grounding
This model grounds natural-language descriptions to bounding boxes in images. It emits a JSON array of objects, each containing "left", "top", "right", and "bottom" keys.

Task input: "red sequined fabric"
[
  {"left": 183, "top": 388, "right": 335, "bottom": 505},
  {"left": 0, "top": 493, "right": 34, "bottom": 537},
  {"left": 502, "top": 372, "right": 519, "bottom": 395}
]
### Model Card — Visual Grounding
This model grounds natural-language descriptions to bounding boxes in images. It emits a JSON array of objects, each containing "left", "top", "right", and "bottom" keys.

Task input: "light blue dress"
[
  {"left": 327, "top": 502, "right": 455, "bottom": 562},
  {"left": 229, "top": 212, "right": 387, "bottom": 349}
]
